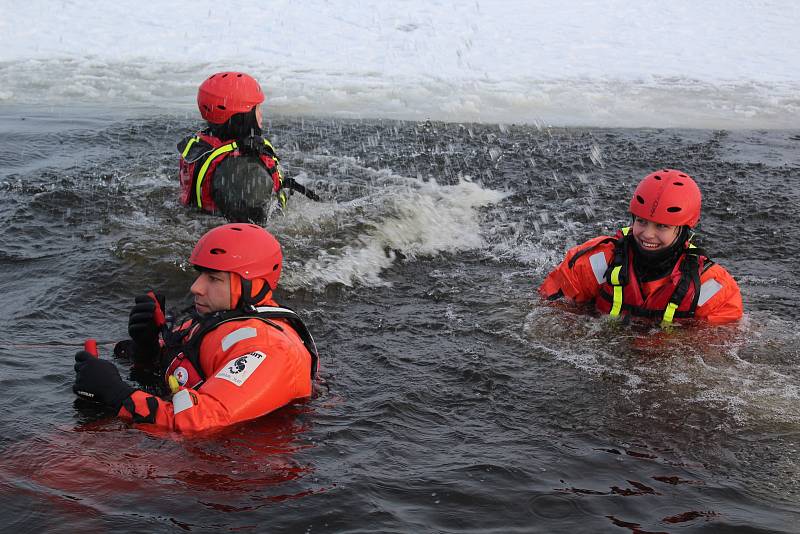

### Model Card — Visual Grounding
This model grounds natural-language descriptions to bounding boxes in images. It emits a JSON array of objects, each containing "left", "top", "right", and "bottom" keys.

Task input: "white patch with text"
[{"left": 215, "top": 351, "right": 267, "bottom": 387}]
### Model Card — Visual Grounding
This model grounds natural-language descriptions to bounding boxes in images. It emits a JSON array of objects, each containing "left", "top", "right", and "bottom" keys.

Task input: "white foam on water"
[
  {"left": 278, "top": 169, "right": 507, "bottom": 290},
  {"left": 525, "top": 308, "right": 800, "bottom": 425}
]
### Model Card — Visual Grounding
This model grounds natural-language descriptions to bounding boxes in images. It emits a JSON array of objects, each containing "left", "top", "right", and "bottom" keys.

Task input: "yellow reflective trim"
[
  {"left": 181, "top": 136, "right": 200, "bottom": 158},
  {"left": 278, "top": 190, "right": 288, "bottom": 209},
  {"left": 620, "top": 226, "right": 630, "bottom": 235},
  {"left": 610, "top": 285, "right": 623, "bottom": 317},
  {"left": 608, "top": 265, "right": 623, "bottom": 316},
  {"left": 610, "top": 265, "right": 622, "bottom": 285},
  {"left": 661, "top": 302, "right": 678, "bottom": 328},
  {"left": 195, "top": 142, "right": 237, "bottom": 208}
]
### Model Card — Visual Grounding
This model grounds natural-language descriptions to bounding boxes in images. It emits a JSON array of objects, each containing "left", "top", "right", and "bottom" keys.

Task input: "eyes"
[
  {"left": 209, "top": 273, "right": 226, "bottom": 283},
  {"left": 634, "top": 218, "right": 675, "bottom": 231}
]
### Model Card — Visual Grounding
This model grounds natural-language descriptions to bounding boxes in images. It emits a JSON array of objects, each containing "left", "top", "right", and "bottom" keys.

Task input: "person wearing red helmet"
[
  {"left": 178, "top": 72, "right": 318, "bottom": 222},
  {"left": 72, "top": 223, "right": 319, "bottom": 433},
  {"left": 539, "top": 169, "right": 742, "bottom": 325}
]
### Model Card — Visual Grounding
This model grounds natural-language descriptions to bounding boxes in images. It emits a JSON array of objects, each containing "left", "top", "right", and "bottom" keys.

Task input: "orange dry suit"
[
  {"left": 178, "top": 131, "right": 286, "bottom": 213},
  {"left": 118, "top": 298, "right": 319, "bottom": 434},
  {"left": 538, "top": 228, "right": 743, "bottom": 325}
]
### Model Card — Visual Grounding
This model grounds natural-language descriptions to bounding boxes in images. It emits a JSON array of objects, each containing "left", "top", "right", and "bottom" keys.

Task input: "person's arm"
[
  {"left": 118, "top": 321, "right": 312, "bottom": 434},
  {"left": 539, "top": 236, "right": 612, "bottom": 303},
  {"left": 693, "top": 264, "right": 743, "bottom": 324}
]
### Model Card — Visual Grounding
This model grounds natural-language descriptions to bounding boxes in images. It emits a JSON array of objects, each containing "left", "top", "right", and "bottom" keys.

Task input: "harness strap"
[
  {"left": 181, "top": 136, "right": 201, "bottom": 158},
  {"left": 595, "top": 229, "right": 709, "bottom": 323},
  {"left": 177, "top": 306, "right": 319, "bottom": 384},
  {"left": 253, "top": 306, "right": 320, "bottom": 378},
  {"left": 597, "top": 289, "right": 699, "bottom": 319},
  {"left": 604, "top": 227, "right": 631, "bottom": 317},
  {"left": 195, "top": 141, "right": 238, "bottom": 208},
  {"left": 660, "top": 247, "right": 703, "bottom": 327},
  {"left": 567, "top": 237, "right": 616, "bottom": 269}
]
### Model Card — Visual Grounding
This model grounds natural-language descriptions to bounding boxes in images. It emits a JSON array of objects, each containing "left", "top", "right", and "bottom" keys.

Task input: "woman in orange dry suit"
[
  {"left": 178, "top": 72, "right": 318, "bottom": 222},
  {"left": 539, "top": 169, "right": 742, "bottom": 326},
  {"left": 73, "top": 223, "right": 319, "bottom": 433}
]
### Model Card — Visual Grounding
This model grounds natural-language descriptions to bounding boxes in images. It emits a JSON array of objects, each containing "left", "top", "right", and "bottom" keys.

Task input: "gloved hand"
[
  {"left": 128, "top": 292, "right": 165, "bottom": 363},
  {"left": 73, "top": 351, "right": 135, "bottom": 410}
]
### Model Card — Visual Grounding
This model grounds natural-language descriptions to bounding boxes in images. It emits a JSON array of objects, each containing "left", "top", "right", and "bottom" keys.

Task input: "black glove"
[
  {"left": 73, "top": 351, "right": 135, "bottom": 410},
  {"left": 128, "top": 293, "right": 165, "bottom": 363}
]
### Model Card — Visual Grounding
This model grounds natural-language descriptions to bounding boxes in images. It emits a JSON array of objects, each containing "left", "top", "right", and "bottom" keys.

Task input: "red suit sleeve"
[
  {"left": 694, "top": 264, "right": 743, "bottom": 324},
  {"left": 538, "top": 236, "right": 612, "bottom": 303},
  {"left": 118, "top": 320, "right": 312, "bottom": 434}
]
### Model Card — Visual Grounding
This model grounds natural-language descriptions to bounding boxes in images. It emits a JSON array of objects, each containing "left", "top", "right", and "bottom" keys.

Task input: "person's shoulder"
[
  {"left": 177, "top": 132, "right": 215, "bottom": 160},
  {"left": 223, "top": 316, "right": 307, "bottom": 358},
  {"left": 238, "top": 315, "right": 302, "bottom": 339},
  {"left": 700, "top": 257, "right": 733, "bottom": 277},
  {"left": 580, "top": 234, "right": 616, "bottom": 248},
  {"left": 700, "top": 261, "right": 740, "bottom": 288},
  {"left": 260, "top": 136, "right": 278, "bottom": 157},
  {"left": 696, "top": 260, "right": 742, "bottom": 309},
  {"left": 564, "top": 234, "right": 616, "bottom": 259}
]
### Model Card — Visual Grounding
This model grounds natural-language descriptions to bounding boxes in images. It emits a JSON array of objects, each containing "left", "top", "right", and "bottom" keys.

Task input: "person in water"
[
  {"left": 178, "top": 71, "right": 317, "bottom": 222},
  {"left": 73, "top": 223, "right": 319, "bottom": 433},
  {"left": 539, "top": 169, "right": 743, "bottom": 325}
]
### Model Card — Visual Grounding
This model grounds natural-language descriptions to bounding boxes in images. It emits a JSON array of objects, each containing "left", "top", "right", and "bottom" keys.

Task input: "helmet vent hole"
[
  {"left": 221, "top": 73, "right": 228, "bottom": 78},
  {"left": 674, "top": 181, "right": 684, "bottom": 186},
  {"left": 231, "top": 227, "right": 243, "bottom": 231},
  {"left": 654, "top": 175, "right": 662, "bottom": 181},
  {"left": 273, "top": 264, "right": 280, "bottom": 271},
  {"left": 666, "top": 207, "right": 682, "bottom": 213},
  {"left": 217, "top": 105, "right": 226, "bottom": 110},
  {"left": 635, "top": 195, "right": 645, "bottom": 205},
  {"left": 210, "top": 248, "right": 226, "bottom": 255},
  {"left": 237, "top": 73, "right": 243, "bottom": 77}
]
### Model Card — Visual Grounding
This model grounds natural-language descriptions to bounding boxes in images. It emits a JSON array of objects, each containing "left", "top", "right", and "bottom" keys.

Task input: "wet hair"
[{"left": 207, "top": 108, "right": 263, "bottom": 152}]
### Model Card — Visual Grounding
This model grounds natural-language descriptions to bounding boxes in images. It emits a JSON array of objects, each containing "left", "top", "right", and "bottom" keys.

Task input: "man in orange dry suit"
[
  {"left": 73, "top": 223, "right": 319, "bottom": 433},
  {"left": 178, "top": 71, "right": 318, "bottom": 222},
  {"left": 539, "top": 169, "right": 742, "bottom": 326}
]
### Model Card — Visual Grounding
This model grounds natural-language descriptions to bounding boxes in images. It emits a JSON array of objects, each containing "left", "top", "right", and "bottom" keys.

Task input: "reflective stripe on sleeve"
[
  {"left": 589, "top": 252, "right": 608, "bottom": 285},
  {"left": 172, "top": 389, "right": 194, "bottom": 415},
  {"left": 697, "top": 279, "right": 723, "bottom": 306},
  {"left": 221, "top": 327, "right": 258, "bottom": 351}
]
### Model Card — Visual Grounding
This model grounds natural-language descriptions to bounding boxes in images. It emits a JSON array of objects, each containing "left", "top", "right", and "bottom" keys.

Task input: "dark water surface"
[{"left": 1, "top": 106, "right": 799, "bottom": 532}]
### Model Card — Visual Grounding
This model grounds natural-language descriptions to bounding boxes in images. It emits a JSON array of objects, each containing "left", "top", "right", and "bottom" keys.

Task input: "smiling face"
[
  {"left": 190, "top": 270, "right": 232, "bottom": 315},
  {"left": 631, "top": 216, "right": 681, "bottom": 252}
]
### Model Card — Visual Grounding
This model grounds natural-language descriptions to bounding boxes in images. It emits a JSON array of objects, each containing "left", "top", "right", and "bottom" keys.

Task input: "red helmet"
[
  {"left": 190, "top": 223, "right": 282, "bottom": 292},
  {"left": 197, "top": 72, "right": 264, "bottom": 124},
  {"left": 629, "top": 169, "right": 702, "bottom": 227}
]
